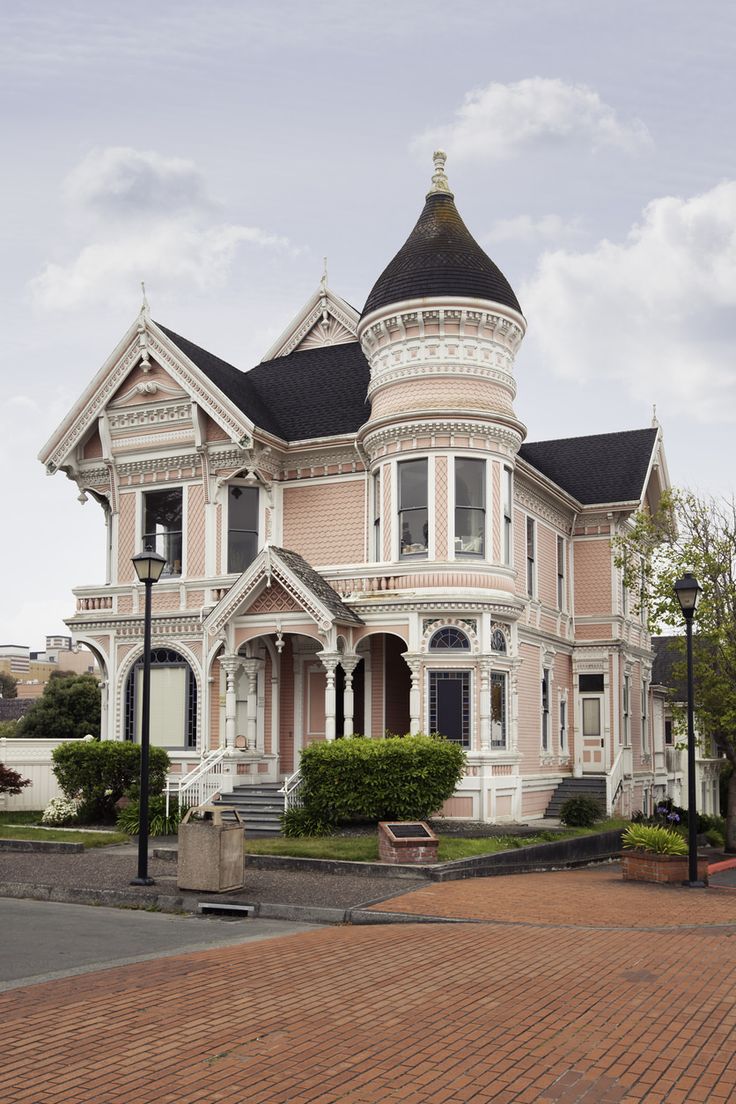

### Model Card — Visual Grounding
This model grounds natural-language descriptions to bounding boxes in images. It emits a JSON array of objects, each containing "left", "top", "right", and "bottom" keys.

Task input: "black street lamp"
[
  {"left": 673, "top": 570, "right": 704, "bottom": 887},
  {"left": 131, "top": 546, "right": 166, "bottom": 885}
]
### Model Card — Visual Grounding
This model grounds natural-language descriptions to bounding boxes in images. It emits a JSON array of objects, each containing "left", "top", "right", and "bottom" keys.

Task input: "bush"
[
  {"left": 52, "top": 740, "right": 170, "bottom": 823},
  {"left": 559, "top": 795, "right": 603, "bottom": 827},
  {"left": 16, "top": 674, "right": 100, "bottom": 740},
  {"left": 41, "top": 796, "right": 81, "bottom": 826},
  {"left": 622, "top": 824, "right": 688, "bottom": 855},
  {"left": 116, "top": 795, "right": 183, "bottom": 836},
  {"left": 706, "top": 828, "right": 725, "bottom": 849},
  {"left": 297, "top": 734, "right": 466, "bottom": 827},
  {"left": 0, "top": 763, "right": 31, "bottom": 797},
  {"left": 281, "top": 806, "right": 336, "bottom": 837}
]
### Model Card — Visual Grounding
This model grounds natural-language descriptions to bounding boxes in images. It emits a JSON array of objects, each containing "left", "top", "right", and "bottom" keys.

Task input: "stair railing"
[
  {"left": 606, "top": 747, "right": 626, "bottom": 815},
  {"left": 165, "top": 746, "right": 231, "bottom": 817},
  {"left": 279, "top": 768, "right": 304, "bottom": 811}
]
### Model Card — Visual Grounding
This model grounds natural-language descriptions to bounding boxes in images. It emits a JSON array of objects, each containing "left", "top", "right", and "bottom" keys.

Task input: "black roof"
[
  {"left": 273, "top": 547, "right": 363, "bottom": 624},
  {"left": 363, "top": 192, "right": 521, "bottom": 318},
  {"left": 0, "top": 698, "right": 35, "bottom": 723},
  {"left": 518, "top": 428, "right": 658, "bottom": 505},
  {"left": 159, "top": 325, "right": 370, "bottom": 442}
]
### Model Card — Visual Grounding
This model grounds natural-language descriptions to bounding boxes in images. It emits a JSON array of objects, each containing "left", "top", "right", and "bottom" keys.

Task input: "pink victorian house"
[{"left": 40, "top": 153, "right": 671, "bottom": 823}]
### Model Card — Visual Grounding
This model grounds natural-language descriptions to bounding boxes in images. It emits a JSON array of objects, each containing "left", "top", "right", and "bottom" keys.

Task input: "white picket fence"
[{"left": 0, "top": 736, "right": 93, "bottom": 811}]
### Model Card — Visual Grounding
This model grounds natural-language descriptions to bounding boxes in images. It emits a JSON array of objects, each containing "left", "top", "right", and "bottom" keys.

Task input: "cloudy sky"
[{"left": 2, "top": 0, "right": 735, "bottom": 649}]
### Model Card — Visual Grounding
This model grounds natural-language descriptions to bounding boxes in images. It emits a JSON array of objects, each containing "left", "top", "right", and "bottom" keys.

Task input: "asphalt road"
[{"left": 0, "top": 898, "right": 322, "bottom": 992}]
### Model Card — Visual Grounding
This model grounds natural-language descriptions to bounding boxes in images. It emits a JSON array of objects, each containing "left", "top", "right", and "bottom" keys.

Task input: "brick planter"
[
  {"left": 378, "top": 821, "right": 439, "bottom": 864},
  {"left": 621, "top": 850, "right": 709, "bottom": 885}
]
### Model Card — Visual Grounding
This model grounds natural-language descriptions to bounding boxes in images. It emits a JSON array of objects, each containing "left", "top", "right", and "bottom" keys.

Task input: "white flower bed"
[{"left": 41, "top": 796, "right": 81, "bottom": 826}]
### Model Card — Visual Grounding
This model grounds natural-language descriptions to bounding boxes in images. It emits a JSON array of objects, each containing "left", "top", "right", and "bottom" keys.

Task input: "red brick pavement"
[{"left": 4, "top": 869, "right": 736, "bottom": 1104}]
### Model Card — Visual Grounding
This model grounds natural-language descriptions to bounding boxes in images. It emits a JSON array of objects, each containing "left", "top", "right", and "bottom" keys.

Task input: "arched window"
[
  {"left": 125, "top": 648, "right": 197, "bottom": 748},
  {"left": 490, "top": 628, "right": 507, "bottom": 654},
  {"left": 430, "top": 627, "right": 470, "bottom": 651}
]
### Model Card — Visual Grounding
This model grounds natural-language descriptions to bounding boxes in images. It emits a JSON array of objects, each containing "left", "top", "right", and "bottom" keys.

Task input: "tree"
[
  {"left": 0, "top": 672, "right": 17, "bottom": 699},
  {"left": 616, "top": 489, "right": 736, "bottom": 851},
  {"left": 15, "top": 674, "right": 100, "bottom": 741}
]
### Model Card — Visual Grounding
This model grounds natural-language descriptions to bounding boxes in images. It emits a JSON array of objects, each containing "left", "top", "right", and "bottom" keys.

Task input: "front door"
[{"left": 581, "top": 696, "right": 605, "bottom": 771}]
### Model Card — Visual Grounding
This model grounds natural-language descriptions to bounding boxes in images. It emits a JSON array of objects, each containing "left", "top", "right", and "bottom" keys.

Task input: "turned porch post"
[
  {"left": 220, "top": 655, "right": 241, "bottom": 751},
  {"left": 340, "top": 656, "right": 360, "bottom": 736},
  {"left": 403, "top": 654, "right": 422, "bottom": 735},
  {"left": 318, "top": 652, "right": 340, "bottom": 742}
]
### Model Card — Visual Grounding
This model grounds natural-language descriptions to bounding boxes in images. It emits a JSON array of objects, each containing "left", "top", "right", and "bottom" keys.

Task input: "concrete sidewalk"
[{"left": 4, "top": 866, "right": 736, "bottom": 1103}]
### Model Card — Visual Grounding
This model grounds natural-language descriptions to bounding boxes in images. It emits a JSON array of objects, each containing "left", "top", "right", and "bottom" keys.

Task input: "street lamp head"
[
  {"left": 132, "top": 546, "right": 167, "bottom": 583},
  {"left": 674, "top": 570, "right": 702, "bottom": 618}
]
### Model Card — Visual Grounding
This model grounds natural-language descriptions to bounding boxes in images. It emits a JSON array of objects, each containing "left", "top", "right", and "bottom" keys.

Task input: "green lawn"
[
  {"left": 244, "top": 822, "right": 623, "bottom": 863},
  {"left": 0, "top": 824, "right": 128, "bottom": 847},
  {"left": 0, "top": 810, "right": 44, "bottom": 826}
]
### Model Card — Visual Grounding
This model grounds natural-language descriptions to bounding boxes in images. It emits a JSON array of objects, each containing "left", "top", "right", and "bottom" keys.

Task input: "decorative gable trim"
[
  {"left": 39, "top": 315, "right": 254, "bottom": 474},
  {"left": 261, "top": 284, "right": 359, "bottom": 362},
  {"left": 204, "top": 546, "right": 356, "bottom": 636}
]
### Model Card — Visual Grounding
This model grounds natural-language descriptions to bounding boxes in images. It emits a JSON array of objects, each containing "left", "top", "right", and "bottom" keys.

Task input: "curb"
[
  {"left": 708, "top": 858, "right": 736, "bottom": 874},
  {"left": 0, "top": 840, "right": 84, "bottom": 854},
  {"left": 0, "top": 881, "right": 185, "bottom": 912}
]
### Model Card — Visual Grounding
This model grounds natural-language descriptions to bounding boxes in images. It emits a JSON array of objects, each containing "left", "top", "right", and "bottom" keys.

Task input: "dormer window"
[
  {"left": 143, "top": 489, "right": 182, "bottom": 577},
  {"left": 228, "top": 485, "right": 259, "bottom": 573}
]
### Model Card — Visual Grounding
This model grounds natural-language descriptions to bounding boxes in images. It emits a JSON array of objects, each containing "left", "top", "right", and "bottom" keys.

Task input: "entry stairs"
[
  {"left": 212, "top": 782, "right": 284, "bottom": 836},
  {"left": 544, "top": 776, "right": 607, "bottom": 819}
]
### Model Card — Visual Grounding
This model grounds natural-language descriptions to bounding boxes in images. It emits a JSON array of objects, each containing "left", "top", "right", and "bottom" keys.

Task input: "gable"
[{"left": 261, "top": 284, "right": 360, "bottom": 361}]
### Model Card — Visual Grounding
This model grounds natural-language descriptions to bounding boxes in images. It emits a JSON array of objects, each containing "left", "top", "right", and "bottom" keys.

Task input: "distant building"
[{"left": 0, "top": 640, "right": 98, "bottom": 700}]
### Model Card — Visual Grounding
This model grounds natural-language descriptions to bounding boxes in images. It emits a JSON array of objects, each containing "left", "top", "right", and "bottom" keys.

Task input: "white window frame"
[
  {"left": 372, "top": 469, "right": 382, "bottom": 562},
  {"left": 503, "top": 466, "right": 513, "bottom": 566},
  {"left": 557, "top": 535, "right": 566, "bottom": 610},
  {"left": 453, "top": 456, "right": 486, "bottom": 559},
  {"left": 623, "top": 674, "right": 631, "bottom": 747},
  {"left": 541, "top": 667, "right": 551, "bottom": 751},
  {"left": 526, "top": 516, "right": 536, "bottom": 598},
  {"left": 225, "top": 480, "right": 261, "bottom": 576},
  {"left": 398, "top": 457, "right": 429, "bottom": 560}
]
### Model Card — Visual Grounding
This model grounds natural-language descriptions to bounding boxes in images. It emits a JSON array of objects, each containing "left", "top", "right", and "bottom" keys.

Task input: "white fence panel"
[{"left": 0, "top": 737, "right": 91, "bottom": 811}]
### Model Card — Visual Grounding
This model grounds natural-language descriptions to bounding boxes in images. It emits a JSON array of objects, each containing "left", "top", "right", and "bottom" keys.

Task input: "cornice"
[
  {"left": 358, "top": 299, "right": 526, "bottom": 347},
  {"left": 366, "top": 360, "right": 517, "bottom": 401},
  {"left": 360, "top": 417, "right": 524, "bottom": 455},
  {"left": 514, "top": 484, "right": 573, "bottom": 532},
  {"left": 351, "top": 598, "right": 524, "bottom": 619}
]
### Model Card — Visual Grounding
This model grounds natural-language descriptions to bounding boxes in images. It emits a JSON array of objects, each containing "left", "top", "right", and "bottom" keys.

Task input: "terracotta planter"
[{"left": 621, "top": 850, "right": 709, "bottom": 885}]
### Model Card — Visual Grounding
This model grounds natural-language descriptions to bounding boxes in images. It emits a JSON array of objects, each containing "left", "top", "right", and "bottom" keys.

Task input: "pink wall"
[
  {"left": 573, "top": 539, "right": 612, "bottom": 615},
  {"left": 516, "top": 641, "right": 541, "bottom": 764},
  {"left": 283, "top": 479, "right": 365, "bottom": 564}
]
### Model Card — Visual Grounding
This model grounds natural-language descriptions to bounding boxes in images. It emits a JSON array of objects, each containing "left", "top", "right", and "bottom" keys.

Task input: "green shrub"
[
  {"left": 559, "top": 795, "right": 603, "bottom": 827},
  {"left": 281, "top": 806, "right": 335, "bottom": 838},
  {"left": 706, "top": 828, "right": 725, "bottom": 849},
  {"left": 622, "top": 824, "right": 688, "bottom": 855},
  {"left": 52, "top": 740, "right": 170, "bottom": 823},
  {"left": 297, "top": 733, "right": 466, "bottom": 826},
  {"left": 116, "top": 795, "right": 183, "bottom": 836}
]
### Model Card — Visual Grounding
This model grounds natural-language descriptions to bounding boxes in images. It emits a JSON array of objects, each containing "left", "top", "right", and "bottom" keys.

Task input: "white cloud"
[
  {"left": 412, "top": 78, "right": 651, "bottom": 161},
  {"left": 30, "top": 147, "right": 291, "bottom": 309},
  {"left": 487, "top": 214, "right": 582, "bottom": 245},
  {"left": 521, "top": 181, "right": 736, "bottom": 422}
]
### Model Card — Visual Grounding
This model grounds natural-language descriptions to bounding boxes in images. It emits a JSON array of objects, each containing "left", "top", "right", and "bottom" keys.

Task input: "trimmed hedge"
[
  {"left": 297, "top": 734, "right": 466, "bottom": 825},
  {"left": 559, "top": 795, "right": 603, "bottom": 828},
  {"left": 52, "top": 740, "right": 170, "bottom": 823}
]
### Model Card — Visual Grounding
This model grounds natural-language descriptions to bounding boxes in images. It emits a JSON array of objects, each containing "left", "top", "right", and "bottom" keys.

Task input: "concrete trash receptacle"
[{"left": 177, "top": 805, "right": 245, "bottom": 892}]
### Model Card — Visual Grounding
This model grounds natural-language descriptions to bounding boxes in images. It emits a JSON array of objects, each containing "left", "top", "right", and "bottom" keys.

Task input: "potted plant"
[{"left": 621, "top": 823, "right": 708, "bottom": 884}]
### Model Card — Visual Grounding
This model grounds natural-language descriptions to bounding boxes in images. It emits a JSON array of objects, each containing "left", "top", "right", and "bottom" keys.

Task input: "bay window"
[
  {"left": 143, "top": 488, "right": 182, "bottom": 576},
  {"left": 455, "top": 458, "right": 485, "bottom": 556},
  {"left": 491, "top": 671, "right": 507, "bottom": 749},
  {"left": 399, "top": 459, "right": 428, "bottom": 557},
  {"left": 503, "top": 467, "right": 513, "bottom": 565}
]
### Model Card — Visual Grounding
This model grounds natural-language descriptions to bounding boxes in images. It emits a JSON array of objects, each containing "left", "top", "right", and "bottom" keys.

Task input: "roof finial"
[
  {"left": 428, "top": 149, "right": 453, "bottom": 197},
  {"left": 651, "top": 403, "right": 659, "bottom": 428},
  {"left": 320, "top": 257, "right": 328, "bottom": 294},
  {"left": 140, "top": 280, "right": 150, "bottom": 318}
]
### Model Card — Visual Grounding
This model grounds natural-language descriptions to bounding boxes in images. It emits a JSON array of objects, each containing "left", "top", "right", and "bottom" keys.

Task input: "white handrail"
[
  {"left": 279, "top": 768, "right": 303, "bottom": 811},
  {"left": 606, "top": 747, "right": 626, "bottom": 815},
  {"left": 165, "top": 746, "right": 230, "bottom": 817}
]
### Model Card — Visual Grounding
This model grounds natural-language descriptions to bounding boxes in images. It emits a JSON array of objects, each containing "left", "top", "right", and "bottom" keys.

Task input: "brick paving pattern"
[{"left": 4, "top": 868, "right": 736, "bottom": 1103}]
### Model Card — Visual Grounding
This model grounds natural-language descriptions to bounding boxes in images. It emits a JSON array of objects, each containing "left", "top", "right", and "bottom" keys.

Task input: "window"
[
  {"left": 503, "top": 467, "right": 513, "bottom": 565},
  {"left": 583, "top": 698, "right": 601, "bottom": 738},
  {"left": 526, "top": 517, "right": 536, "bottom": 596},
  {"left": 399, "top": 459, "right": 428, "bottom": 557},
  {"left": 228, "top": 485, "right": 259, "bottom": 573},
  {"left": 490, "top": 628, "right": 507, "bottom": 653},
  {"left": 579, "top": 674, "right": 604, "bottom": 693},
  {"left": 455, "top": 458, "right": 485, "bottom": 556},
  {"left": 143, "top": 488, "right": 182, "bottom": 576},
  {"left": 642, "top": 680, "right": 649, "bottom": 753},
  {"left": 125, "top": 647, "right": 197, "bottom": 748},
  {"left": 560, "top": 697, "right": 567, "bottom": 752},
  {"left": 373, "top": 470, "right": 381, "bottom": 561},
  {"left": 430, "top": 627, "right": 470, "bottom": 650},
  {"left": 429, "top": 670, "right": 470, "bottom": 746},
  {"left": 491, "top": 671, "right": 506, "bottom": 749},
  {"left": 623, "top": 675, "right": 631, "bottom": 746},
  {"left": 557, "top": 535, "right": 565, "bottom": 609},
  {"left": 541, "top": 668, "right": 550, "bottom": 751},
  {"left": 665, "top": 719, "right": 673, "bottom": 745}
]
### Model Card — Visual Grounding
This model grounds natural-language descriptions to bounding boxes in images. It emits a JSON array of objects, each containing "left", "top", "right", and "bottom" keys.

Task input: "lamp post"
[
  {"left": 131, "top": 547, "right": 166, "bottom": 886},
  {"left": 673, "top": 570, "right": 704, "bottom": 887}
]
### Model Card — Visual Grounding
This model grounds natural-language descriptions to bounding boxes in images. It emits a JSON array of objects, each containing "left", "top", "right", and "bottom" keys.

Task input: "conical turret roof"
[{"left": 363, "top": 152, "right": 521, "bottom": 318}]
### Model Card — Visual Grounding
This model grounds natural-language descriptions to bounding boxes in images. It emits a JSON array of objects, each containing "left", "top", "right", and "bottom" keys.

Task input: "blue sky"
[{"left": 2, "top": 0, "right": 735, "bottom": 647}]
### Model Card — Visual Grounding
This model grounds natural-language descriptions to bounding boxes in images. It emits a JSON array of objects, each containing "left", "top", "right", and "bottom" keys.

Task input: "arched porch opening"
[
  {"left": 123, "top": 646, "right": 198, "bottom": 750},
  {"left": 354, "top": 630, "right": 411, "bottom": 738}
]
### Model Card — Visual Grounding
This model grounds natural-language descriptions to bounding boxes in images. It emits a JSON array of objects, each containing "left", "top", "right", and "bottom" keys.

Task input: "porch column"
[
  {"left": 241, "top": 658, "right": 260, "bottom": 751},
  {"left": 479, "top": 660, "right": 491, "bottom": 751},
  {"left": 340, "top": 656, "right": 360, "bottom": 737},
  {"left": 318, "top": 652, "right": 340, "bottom": 741},
  {"left": 221, "top": 655, "right": 241, "bottom": 751},
  {"left": 403, "top": 654, "right": 421, "bottom": 735}
]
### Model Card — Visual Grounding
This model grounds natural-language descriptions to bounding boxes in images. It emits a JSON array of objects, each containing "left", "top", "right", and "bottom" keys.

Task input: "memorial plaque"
[{"left": 386, "top": 823, "right": 431, "bottom": 839}]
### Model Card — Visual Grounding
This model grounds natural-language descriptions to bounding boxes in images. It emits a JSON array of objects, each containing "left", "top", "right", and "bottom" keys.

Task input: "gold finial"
[{"left": 428, "top": 149, "right": 453, "bottom": 197}]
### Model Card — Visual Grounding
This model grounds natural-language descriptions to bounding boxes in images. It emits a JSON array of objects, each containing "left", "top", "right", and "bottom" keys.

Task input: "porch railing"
[
  {"left": 606, "top": 747, "right": 626, "bottom": 815},
  {"left": 279, "top": 768, "right": 304, "bottom": 812},
  {"left": 165, "top": 746, "right": 231, "bottom": 817}
]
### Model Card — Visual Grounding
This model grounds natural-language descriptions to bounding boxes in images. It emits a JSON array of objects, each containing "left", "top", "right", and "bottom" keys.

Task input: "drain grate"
[{"left": 198, "top": 901, "right": 255, "bottom": 918}]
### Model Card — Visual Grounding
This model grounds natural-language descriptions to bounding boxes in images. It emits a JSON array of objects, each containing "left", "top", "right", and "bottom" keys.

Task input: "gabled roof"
[
  {"left": 518, "top": 428, "right": 659, "bottom": 506},
  {"left": 204, "top": 545, "right": 362, "bottom": 637},
  {"left": 362, "top": 191, "right": 521, "bottom": 318},
  {"left": 159, "top": 325, "right": 370, "bottom": 442},
  {"left": 260, "top": 283, "right": 359, "bottom": 361}
]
